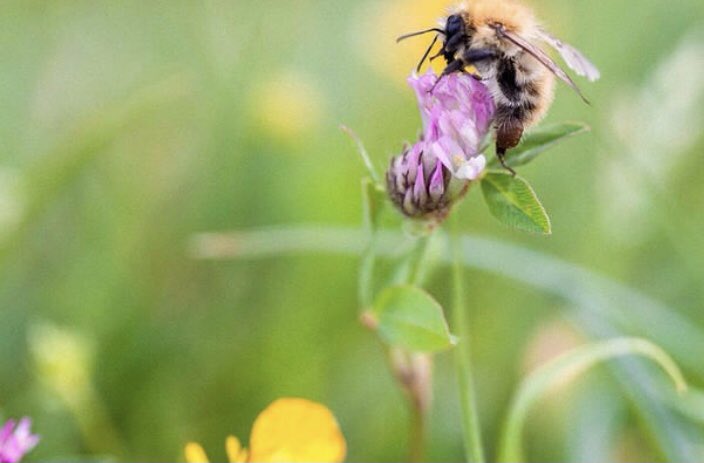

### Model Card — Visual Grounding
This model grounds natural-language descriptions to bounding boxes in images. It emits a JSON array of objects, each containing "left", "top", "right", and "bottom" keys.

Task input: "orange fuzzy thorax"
[{"left": 464, "top": 0, "right": 538, "bottom": 34}]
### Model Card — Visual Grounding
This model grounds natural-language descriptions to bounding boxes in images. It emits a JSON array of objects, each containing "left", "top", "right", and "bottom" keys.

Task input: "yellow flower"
[
  {"left": 249, "top": 71, "right": 324, "bottom": 142},
  {"left": 185, "top": 398, "right": 346, "bottom": 463},
  {"left": 357, "top": 0, "right": 451, "bottom": 83},
  {"left": 28, "top": 322, "right": 94, "bottom": 410},
  {"left": 185, "top": 436, "right": 248, "bottom": 463}
]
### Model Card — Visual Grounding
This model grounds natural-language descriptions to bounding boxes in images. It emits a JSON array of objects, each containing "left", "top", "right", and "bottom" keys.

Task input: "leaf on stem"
[
  {"left": 489, "top": 122, "right": 590, "bottom": 168},
  {"left": 368, "top": 285, "right": 457, "bottom": 353},
  {"left": 481, "top": 171, "right": 551, "bottom": 234},
  {"left": 362, "top": 177, "right": 386, "bottom": 232},
  {"left": 341, "top": 125, "right": 382, "bottom": 186}
]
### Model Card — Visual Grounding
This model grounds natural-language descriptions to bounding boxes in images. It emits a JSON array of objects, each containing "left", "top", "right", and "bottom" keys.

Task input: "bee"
[{"left": 398, "top": 0, "right": 600, "bottom": 174}]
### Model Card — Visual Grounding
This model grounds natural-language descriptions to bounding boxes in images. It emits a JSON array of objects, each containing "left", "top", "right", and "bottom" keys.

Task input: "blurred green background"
[{"left": 1, "top": 0, "right": 703, "bottom": 461}]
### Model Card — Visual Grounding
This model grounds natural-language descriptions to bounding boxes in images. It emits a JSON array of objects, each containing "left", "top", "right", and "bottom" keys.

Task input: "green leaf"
[
  {"left": 490, "top": 122, "right": 590, "bottom": 168},
  {"left": 370, "top": 285, "right": 457, "bottom": 353},
  {"left": 480, "top": 171, "right": 551, "bottom": 234},
  {"left": 341, "top": 125, "right": 382, "bottom": 186},
  {"left": 361, "top": 177, "right": 386, "bottom": 233},
  {"left": 498, "top": 338, "right": 687, "bottom": 462}
]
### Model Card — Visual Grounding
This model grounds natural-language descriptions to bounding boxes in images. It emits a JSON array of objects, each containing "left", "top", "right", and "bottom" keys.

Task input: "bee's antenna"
[
  {"left": 416, "top": 35, "right": 440, "bottom": 72},
  {"left": 396, "top": 28, "right": 445, "bottom": 43},
  {"left": 429, "top": 49, "right": 445, "bottom": 62}
]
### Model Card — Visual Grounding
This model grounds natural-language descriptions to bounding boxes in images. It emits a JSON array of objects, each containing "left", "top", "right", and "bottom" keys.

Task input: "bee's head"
[
  {"left": 396, "top": 14, "right": 470, "bottom": 72},
  {"left": 444, "top": 14, "right": 465, "bottom": 39},
  {"left": 441, "top": 14, "right": 469, "bottom": 63}
]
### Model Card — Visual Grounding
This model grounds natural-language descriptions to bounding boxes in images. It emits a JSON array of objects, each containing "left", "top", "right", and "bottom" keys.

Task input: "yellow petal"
[
  {"left": 185, "top": 442, "right": 210, "bottom": 463},
  {"left": 226, "top": 435, "right": 248, "bottom": 463},
  {"left": 249, "top": 398, "right": 346, "bottom": 463}
]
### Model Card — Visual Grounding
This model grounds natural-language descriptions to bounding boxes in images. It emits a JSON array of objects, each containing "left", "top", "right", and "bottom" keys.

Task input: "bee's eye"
[{"left": 445, "top": 14, "right": 464, "bottom": 37}]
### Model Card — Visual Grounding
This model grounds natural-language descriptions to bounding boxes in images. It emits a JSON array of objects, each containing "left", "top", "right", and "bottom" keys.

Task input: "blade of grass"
[
  {"left": 567, "top": 381, "right": 625, "bottom": 463},
  {"left": 497, "top": 337, "right": 686, "bottom": 462},
  {"left": 189, "top": 227, "right": 704, "bottom": 372},
  {"left": 189, "top": 226, "right": 704, "bottom": 380},
  {"left": 570, "top": 310, "right": 704, "bottom": 462}
]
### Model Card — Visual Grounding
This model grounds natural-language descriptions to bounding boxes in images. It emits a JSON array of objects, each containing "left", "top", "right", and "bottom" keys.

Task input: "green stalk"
[
  {"left": 359, "top": 178, "right": 380, "bottom": 308},
  {"left": 404, "top": 234, "right": 432, "bottom": 286},
  {"left": 357, "top": 178, "right": 432, "bottom": 462},
  {"left": 451, "top": 219, "right": 485, "bottom": 463},
  {"left": 409, "top": 387, "right": 427, "bottom": 463},
  {"left": 400, "top": 232, "right": 433, "bottom": 463}
]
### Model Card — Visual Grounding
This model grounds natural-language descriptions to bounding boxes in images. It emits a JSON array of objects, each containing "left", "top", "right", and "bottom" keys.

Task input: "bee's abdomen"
[
  {"left": 493, "top": 56, "right": 552, "bottom": 128},
  {"left": 495, "top": 101, "right": 535, "bottom": 128},
  {"left": 496, "top": 58, "right": 523, "bottom": 103}
]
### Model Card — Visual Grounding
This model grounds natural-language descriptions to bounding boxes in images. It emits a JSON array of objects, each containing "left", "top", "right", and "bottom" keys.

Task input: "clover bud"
[{"left": 387, "top": 70, "right": 494, "bottom": 221}]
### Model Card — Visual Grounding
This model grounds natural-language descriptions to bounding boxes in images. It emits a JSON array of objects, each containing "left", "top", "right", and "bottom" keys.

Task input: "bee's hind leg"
[
  {"left": 495, "top": 146, "right": 517, "bottom": 176},
  {"left": 495, "top": 121, "right": 524, "bottom": 177}
]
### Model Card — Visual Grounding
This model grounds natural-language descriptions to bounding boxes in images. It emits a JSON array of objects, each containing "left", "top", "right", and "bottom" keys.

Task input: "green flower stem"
[
  {"left": 408, "top": 235, "right": 431, "bottom": 286},
  {"left": 407, "top": 352, "right": 432, "bottom": 463},
  {"left": 359, "top": 240, "right": 376, "bottom": 308},
  {"left": 358, "top": 225, "right": 376, "bottom": 309},
  {"left": 410, "top": 376, "right": 428, "bottom": 463},
  {"left": 397, "top": 232, "right": 434, "bottom": 463},
  {"left": 451, "top": 219, "right": 485, "bottom": 463},
  {"left": 357, "top": 180, "right": 434, "bottom": 462},
  {"left": 391, "top": 233, "right": 431, "bottom": 287},
  {"left": 359, "top": 179, "right": 380, "bottom": 308}
]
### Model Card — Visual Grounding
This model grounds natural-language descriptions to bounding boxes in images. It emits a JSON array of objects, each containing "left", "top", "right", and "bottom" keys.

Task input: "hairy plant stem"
[
  {"left": 388, "top": 348, "right": 432, "bottom": 463},
  {"left": 451, "top": 217, "right": 485, "bottom": 462},
  {"left": 394, "top": 233, "right": 433, "bottom": 462},
  {"left": 410, "top": 385, "right": 427, "bottom": 463},
  {"left": 359, "top": 179, "right": 381, "bottom": 309},
  {"left": 357, "top": 181, "right": 433, "bottom": 462}
]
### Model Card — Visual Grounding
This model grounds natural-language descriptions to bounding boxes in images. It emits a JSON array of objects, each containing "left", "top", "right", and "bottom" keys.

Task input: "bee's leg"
[
  {"left": 462, "top": 48, "right": 497, "bottom": 64},
  {"left": 443, "top": 33, "right": 466, "bottom": 57},
  {"left": 416, "top": 34, "right": 440, "bottom": 72},
  {"left": 429, "top": 49, "right": 445, "bottom": 62},
  {"left": 460, "top": 67, "right": 483, "bottom": 81},
  {"left": 430, "top": 59, "right": 465, "bottom": 92},
  {"left": 495, "top": 147, "right": 517, "bottom": 176},
  {"left": 496, "top": 121, "right": 524, "bottom": 176}
]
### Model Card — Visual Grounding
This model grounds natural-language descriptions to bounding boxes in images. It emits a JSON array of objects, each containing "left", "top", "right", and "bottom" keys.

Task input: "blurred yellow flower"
[
  {"left": 249, "top": 71, "right": 324, "bottom": 142},
  {"left": 185, "top": 398, "right": 346, "bottom": 463},
  {"left": 185, "top": 436, "right": 248, "bottom": 463},
  {"left": 28, "top": 322, "right": 93, "bottom": 410},
  {"left": 357, "top": 0, "right": 451, "bottom": 83}
]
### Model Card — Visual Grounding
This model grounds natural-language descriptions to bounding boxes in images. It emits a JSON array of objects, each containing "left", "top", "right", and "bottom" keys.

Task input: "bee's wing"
[
  {"left": 537, "top": 29, "right": 601, "bottom": 82},
  {"left": 491, "top": 24, "right": 590, "bottom": 104}
]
